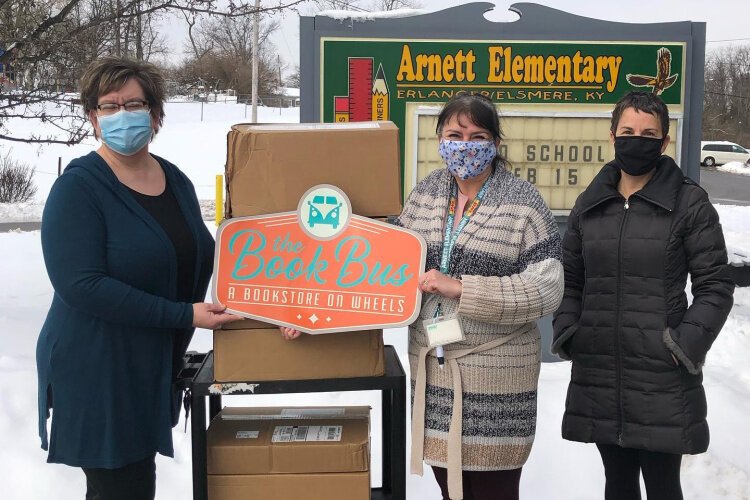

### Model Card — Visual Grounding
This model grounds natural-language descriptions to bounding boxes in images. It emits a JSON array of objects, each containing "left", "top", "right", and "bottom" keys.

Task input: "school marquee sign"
[
  {"left": 303, "top": 3, "right": 704, "bottom": 213},
  {"left": 322, "top": 40, "right": 684, "bottom": 124},
  {"left": 320, "top": 39, "right": 685, "bottom": 210}
]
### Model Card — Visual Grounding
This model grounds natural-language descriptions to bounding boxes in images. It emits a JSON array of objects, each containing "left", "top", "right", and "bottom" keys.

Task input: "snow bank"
[
  {"left": 0, "top": 202, "right": 45, "bottom": 222},
  {"left": 717, "top": 161, "right": 750, "bottom": 175}
]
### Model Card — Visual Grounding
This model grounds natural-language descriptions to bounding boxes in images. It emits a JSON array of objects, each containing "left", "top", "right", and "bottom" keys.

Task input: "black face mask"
[{"left": 614, "top": 135, "right": 664, "bottom": 176}]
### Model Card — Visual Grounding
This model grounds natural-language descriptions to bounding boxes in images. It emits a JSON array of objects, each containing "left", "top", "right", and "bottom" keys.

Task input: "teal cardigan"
[{"left": 36, "top": 151, "right": 214, "bottom": 468}]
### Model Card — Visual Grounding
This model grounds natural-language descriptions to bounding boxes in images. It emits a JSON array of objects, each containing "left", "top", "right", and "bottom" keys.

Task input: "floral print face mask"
[{"left": 438, "top": 140, "right": 497, "bottom": 180}]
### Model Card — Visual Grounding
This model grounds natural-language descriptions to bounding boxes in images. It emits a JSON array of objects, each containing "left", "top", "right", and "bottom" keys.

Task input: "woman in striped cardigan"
[{"left": 396, "top": 93, "right": 564, "bottom": 500}]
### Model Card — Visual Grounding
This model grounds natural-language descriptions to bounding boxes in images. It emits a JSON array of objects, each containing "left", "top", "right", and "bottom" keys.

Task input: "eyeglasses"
[{"left": 96, "top": 100, "right": 149, "bottom": 115}]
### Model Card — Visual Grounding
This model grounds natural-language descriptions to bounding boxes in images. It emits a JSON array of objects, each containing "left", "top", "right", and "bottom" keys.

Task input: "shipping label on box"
[
  {"left": 235, "top": 431, "right": 259, "bottom": 439},
  {"left": 272, "top": 425, "right": 343, "bottom": 442}
]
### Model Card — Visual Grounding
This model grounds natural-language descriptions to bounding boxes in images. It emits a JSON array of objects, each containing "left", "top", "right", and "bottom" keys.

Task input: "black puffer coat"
[{"left": 552, "top": 156, "right": 734, "bottom": 455}]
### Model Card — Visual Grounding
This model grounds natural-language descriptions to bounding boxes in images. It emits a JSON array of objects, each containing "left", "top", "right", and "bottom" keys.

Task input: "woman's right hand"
[
  {"left": 192, "top": 303, "right": 242, "bottom": 329},
  {"left": 280, "top": 326, "right": 304, "bottom": 340}
]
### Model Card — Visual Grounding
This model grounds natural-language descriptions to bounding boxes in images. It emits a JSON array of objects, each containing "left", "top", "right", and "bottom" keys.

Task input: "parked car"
[{"left": 701, "top": 141, "right": 750, "bottom": 167}]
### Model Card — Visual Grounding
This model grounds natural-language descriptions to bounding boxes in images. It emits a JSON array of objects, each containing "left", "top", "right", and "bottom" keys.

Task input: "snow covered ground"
[
  {"left": 2, "top": 103, "right": 749, "bottom": 499},
  {"left": 718, "top": 161, "right": 750, "bottom": 176}
]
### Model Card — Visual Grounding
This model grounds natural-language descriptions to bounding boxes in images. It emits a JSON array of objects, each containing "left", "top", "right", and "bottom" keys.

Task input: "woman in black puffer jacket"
[{"left": 552, "top": 91, "right": 734, "bottom": 500}]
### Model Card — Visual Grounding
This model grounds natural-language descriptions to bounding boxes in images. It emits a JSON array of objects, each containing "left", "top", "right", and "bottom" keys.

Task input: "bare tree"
[
  {"left": 0, "top": 149, "right": 37, "bottom": 202},
  {"left": 0, "top": 0, "right": 306, "bottom": 144},
  {"left": 181, "top": 8, "right": 211, "bottom": 61},
  {"left": 175, "top": 13, "right": 281, "bottom": 96},
  {"left": 284, "top": 64, "right": 300, "bottom": 88},
  {"left": 312, "top": 0, "right": 363, "bottom": 10},
  {"left": 116, "top": 1, "right": 169, "bottom": 60},
  {"left": 703, "top": 45, "right": 750, "bottom": 146}
]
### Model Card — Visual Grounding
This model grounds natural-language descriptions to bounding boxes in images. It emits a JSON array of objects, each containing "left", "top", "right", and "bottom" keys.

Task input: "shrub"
[{"left": 0, "top": 150, "right": 37, "bottom": 203}]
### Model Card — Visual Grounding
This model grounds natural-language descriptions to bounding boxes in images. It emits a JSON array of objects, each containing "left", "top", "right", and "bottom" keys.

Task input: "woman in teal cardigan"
[{"left": 36, "top": 57, "right": 238, "bottom": 500}]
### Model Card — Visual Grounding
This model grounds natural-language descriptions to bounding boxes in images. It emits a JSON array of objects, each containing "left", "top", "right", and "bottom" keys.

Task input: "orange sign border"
[{"left": 212, "top": 212, "right": 427, "bottom": 334}]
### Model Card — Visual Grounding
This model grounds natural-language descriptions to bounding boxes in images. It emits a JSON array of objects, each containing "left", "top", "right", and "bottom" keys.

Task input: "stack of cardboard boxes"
[
  {"left": 209, "top": 121, "right": 403, "bottom": 498},
  {"left": 214, "top": 121, "right": 402, "bottom": 382}
]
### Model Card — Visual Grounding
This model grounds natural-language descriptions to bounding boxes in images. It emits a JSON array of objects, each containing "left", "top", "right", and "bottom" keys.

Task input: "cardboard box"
[
  {"left": 225, "top": 122, "right": 402, "bottom": 218},
  {"left": 207, "top": 406, "right": 370, "bottom": 475},
  {"left": 213, "top": 328, "right": 384, "bottom": 382},
  {"left": 208, "top": 472, "right": 370, "bottom": 500},
  {"left": 220, "top": 317, "right": 276, "bottom": 330},
  {"left": 207, "top": 406, "right": 371, "bottom": 500}
]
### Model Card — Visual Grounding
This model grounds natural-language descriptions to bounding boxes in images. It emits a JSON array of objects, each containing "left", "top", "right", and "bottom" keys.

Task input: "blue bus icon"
[{"left": 307, "top": 195, "right": 342, "bottom": 229}]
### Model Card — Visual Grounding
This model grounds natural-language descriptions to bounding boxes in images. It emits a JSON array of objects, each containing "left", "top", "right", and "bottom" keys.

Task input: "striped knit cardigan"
[{"left": 396, "top": 166, "right": 564, "bottom": 474}]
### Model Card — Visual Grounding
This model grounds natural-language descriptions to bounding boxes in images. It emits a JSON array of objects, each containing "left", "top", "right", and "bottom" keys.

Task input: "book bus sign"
[{"left": 213, "top": 185, "right": 427, "bottom": 334}]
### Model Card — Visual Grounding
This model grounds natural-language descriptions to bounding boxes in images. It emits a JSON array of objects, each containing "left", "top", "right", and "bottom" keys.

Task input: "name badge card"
[{"left": 423, "top": 313, "right": 464, "bottom": 348}]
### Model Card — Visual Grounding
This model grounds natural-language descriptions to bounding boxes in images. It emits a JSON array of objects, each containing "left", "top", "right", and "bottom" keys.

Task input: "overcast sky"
[{"left": 161, "top": 0, "right": 750, "bottom": 75}]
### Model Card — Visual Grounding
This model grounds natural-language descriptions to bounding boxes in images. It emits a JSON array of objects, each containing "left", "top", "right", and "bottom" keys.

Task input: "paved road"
[
  {"left": 700, "top": 166, "right": 750, "bottom": 206},
  {"left": 0, "top": 221, "right": 41, "bottom": 232}
]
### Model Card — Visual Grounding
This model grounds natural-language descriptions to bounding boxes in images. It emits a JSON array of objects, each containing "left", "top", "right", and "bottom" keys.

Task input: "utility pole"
[
  {"left": 251, "top": 0, "right": 260, "bottom": 122},
  {"left": 278, "top": 54, "right": 282, "bottom": 110}
]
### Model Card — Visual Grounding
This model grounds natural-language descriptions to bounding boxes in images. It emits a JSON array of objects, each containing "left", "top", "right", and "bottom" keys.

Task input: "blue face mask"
[
  {"left": 438, "top": 140, "right": 497, "bottom": 180},
  {"left": 98, "top": 109, "right": 153, "bottom": 156}
]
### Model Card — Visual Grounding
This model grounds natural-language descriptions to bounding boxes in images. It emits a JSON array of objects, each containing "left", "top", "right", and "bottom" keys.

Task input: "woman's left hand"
[
  {"left": 280, "top": 326, "right": 305, "bottom": 340},
  {"left": 419, "top": 270, "right": 462, "bottom": 299}
]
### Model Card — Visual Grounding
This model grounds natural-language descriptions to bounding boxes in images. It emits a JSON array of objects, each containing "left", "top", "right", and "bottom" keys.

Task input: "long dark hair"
[{"left": 435, "top": 92, "right": 507, "bottom": 169}]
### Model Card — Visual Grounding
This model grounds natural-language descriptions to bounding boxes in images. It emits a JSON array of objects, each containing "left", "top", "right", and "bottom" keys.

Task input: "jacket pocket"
[
  {"left": 552, "top": 323, "right": 578, "bottom": 360},
  {"left": 662, "top": 327, "right": 701, "bottom": 374}
]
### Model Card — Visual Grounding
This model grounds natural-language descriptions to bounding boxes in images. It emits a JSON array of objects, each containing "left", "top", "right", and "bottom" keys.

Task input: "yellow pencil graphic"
[{"left": 371, "top": 63, "right": 389, "bottom": 121}]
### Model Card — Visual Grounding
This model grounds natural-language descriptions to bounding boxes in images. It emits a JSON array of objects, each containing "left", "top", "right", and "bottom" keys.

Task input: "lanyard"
[{"left": 440, "top": 176, "right": 490, "bottom": 274}]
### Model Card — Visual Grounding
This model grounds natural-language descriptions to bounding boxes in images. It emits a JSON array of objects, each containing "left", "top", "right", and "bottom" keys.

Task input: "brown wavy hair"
[{"left": 80, "top": 56, "right": 166, "bottom": 138}]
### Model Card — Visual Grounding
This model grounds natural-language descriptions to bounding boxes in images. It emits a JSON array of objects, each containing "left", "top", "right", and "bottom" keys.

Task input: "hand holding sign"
[
  {"left": 279, "top": 326, "right": 304, "bottom": 340},
  {"left": 192, "top": 303, "right": 243, "bottom": 329},
  {"left": 418, "top": 270, "right": 462, "bottom": 299}
]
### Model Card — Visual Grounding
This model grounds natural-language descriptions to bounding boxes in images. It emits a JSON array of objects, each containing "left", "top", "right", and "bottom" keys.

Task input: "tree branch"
[{"left": 0, "top": 133, "right": 86, "bottom": 145}]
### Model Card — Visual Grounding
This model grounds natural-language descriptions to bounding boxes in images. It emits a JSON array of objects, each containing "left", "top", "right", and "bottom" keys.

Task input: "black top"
[{"left": 127, "top": 182, "right": 197, "bottom": 302}]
